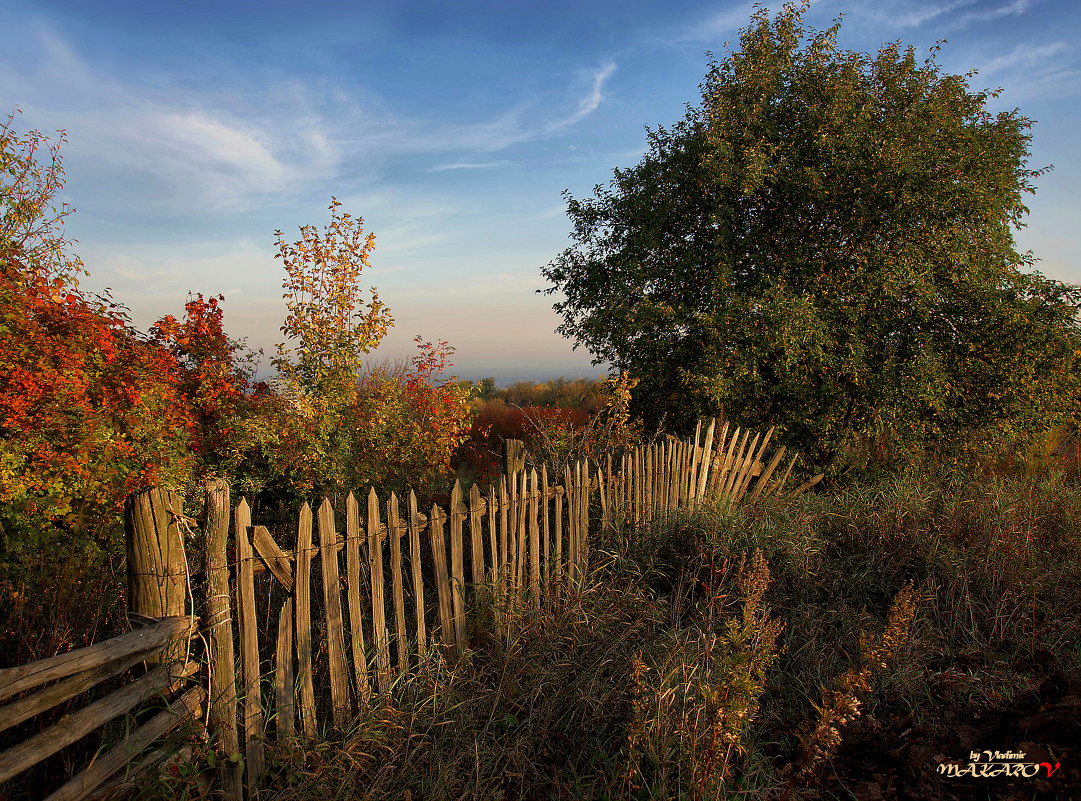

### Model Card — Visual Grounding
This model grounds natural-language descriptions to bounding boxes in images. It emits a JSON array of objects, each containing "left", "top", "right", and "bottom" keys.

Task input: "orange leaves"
[{"left": 0, "top": 271, "right": 194, "bottom": 523}]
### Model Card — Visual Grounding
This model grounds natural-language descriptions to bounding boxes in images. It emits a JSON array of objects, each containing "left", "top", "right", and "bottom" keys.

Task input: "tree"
[
  {"left": 540, "top": 3, "right": 1081, "bottom": 468},
  {"left": 263, "top": 203, "right": 471, "bottom": 499},
  {"left": 1, "top": 108, "right": 86, "bottom": 287},
  {"left": 273, "top": 198, "right": 393, "bottom": 398},
  {"left": 151, "top": 292, "right": 263, "bottom": 480},
  {"left": 1, "top": 110, "right": 194, "bottom": 529}
]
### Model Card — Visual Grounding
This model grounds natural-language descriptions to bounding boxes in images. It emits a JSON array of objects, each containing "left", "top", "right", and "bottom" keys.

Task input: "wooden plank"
[
  {"left": 769, "top": 452, "right": 799, "bottom": 498},
  {"left": 674, "top": 438, "right": 685, "bottom": 508},
  {"left": 407, "top": 491, "right": 427, "bottom": 656},
  {"left": 688, "top": 433, "right": 698, "bottom": 501},
  {"left": 719, "top": 428, "right": 745, "bottom": 497},
  {"left": 679, "top": 437, "right": 688, "bottom": 506},
  {"left": 200, "top": 479, "right": 241, "bottom": 800},
  {"left": 712, "top": 424, "right": 735, "bottom": 493},
  {"left": 682, "top": 437, "right": 693, "bottom": 506},
  {"left": 449, "top": 481, "right": 467, "bottom": 650},
  {"left": 734, "top": 432, "right": 763, "bottom": 501},
  {"left": 252, "top": 526, "right": 293, "bottom": 592},
  {"left": 317, "top": 499, "right": 351, "bottom": 728},
  {"left": 486, "top": 486, "right": 499, "bottom": 586},
  {"left": 736, "top": 427, "right": 773, "bottom": 502},
  {"left": 652, "top": 443, "right": 661, "bottom": 515},
  {"left": 344, "top": 492, "right": 371, "bottom": 707},
  {"left": 792, "top": 472, "right": 825, "bottom": 496},
  {"left": 0, "top": 647, "right": 162, "bottom": 736},
  {"left": 696, "top": 419, "right": 716, "bottom": 501},
  {"left": 748, "top": 445, "right": 787, "bottom": 502},
  {"left": 234, "top": 500, "right": 264, "bottom": 782},
  {"left": 644, "top": 445, "right": 653, "bottom": 521},
  {"left": 79, "top": 744, "right": 199, "bottom": 801},
  {"left": 294, "top": 502, "right": 317, "bottom": 738},
  {"left": 502, "top": 439, "right": 527, "bottom": 475},
  {"left": 689, "top": 420, "right": 703, "bottom": 502},
  {"left": 665, "top": 441, "right": 674, "bottom": 510},
  {"left": 540, "top": 466, "right": 550, "bottom": 604},
  {"left": 600, "top": 461, "right": 611, "bottom": 523},
  {"left": 428, "top": 504, "right": 455, "bottom": 649},
  {"left": 622, "top": 451, "right": 630, "bottom": 525},
  {"left": 636, "top": 446, "right": 644, "bottom": 525},
  {"left": 553, "top": 485, "right": 564, "bottom": 600},
  {"left": 498, "top": 477, "right": 509, "bottom": 594},
  {"left": 528, "top": 468, "right": 540, "bottom": 609},
  {"left": 367, "top": 488, "right": 390, "bottom": 692},
  {"left": 515, "top": 470, "right": 528, "bottom": 603},
  {"left": 652, "top": 436, "right": 661, "bottom": 512},
  {"left": 468, "top": 483, "right": 484, "bottom": 589},
  {"left": 607, "top": 452, "right": 614, "bottom": 524},
  {"left": 508, "top": 470, "right": 519, "bottom": 602},
  {"left": 563, "top": 464, "right": 574, "bottom": 588},
  {"left": 274, "top": 597, "right": 294, "bottom": 738},
  {"left": 580, "top": 461, "right": 590, "bottom": 573},
  {"left": 0, "top": 617, "right": 194, "bottom": 704},
  {"left": 726, "top": 431, "right": 755, "bottom": 499},
  {"left": 0, "top": 660, "right": 197, "bottom": 786},
  {"left": 726, "top": 429, "right": 752, "bottom": 497},
  {"left": 388, "top": 493, "right": 409, "bottom": 675},
  {"left": 44, "top": 684, "right": 206, "bottom": 801}
]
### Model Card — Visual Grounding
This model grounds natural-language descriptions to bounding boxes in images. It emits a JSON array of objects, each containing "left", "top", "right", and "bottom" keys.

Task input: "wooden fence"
[
  {"left": 0, "top": 616, "right": 204, "bottom": 801},
  {"left": 195, "top": 418, "right": 816, "bottom": 796},
  {"left": 0, "top": 418, "right": 820, "bottom": 800}
]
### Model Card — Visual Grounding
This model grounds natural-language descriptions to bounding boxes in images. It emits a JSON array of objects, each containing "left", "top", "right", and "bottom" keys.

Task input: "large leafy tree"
[{"left": 541, "top": 4, "right": 1081, "bottom": 467}]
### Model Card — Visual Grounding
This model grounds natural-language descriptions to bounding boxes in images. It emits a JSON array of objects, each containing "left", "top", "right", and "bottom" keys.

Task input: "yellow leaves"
[{"left": 272, "top": 198, "right": 395, "bottom": 396}]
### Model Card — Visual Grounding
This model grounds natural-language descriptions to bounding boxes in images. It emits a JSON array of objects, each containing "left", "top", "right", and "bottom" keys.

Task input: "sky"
[{"left": 2, "top": 0, "right": 1079, "bottom": 387}]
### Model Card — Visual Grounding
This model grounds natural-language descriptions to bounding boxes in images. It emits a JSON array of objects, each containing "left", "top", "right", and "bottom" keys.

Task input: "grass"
[{"left": 127, "top": 459, "right": 1081, "bottom": 800}]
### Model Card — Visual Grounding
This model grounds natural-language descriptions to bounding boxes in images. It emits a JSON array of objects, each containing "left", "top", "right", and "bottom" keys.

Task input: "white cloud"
[
  {"left": 957, "top": 0, "right": 1033, "bottom": 26},
  {"left": 869, "top": 0, "right": 978, "bottom": 29},
  {"left": 529, "top": 203, "right": 568, "bottom": 220},
  {"left": 666, "top": 4, "right": 757, "bottom": 42},
  {"left": 980, "top": 41, "right": 1071, "bottom": 74},
  {"left": 545, "top": 61, "right": 617, "bottom": 132},
  {"left": 428, "top": 161, "right": 506, "bottom": 172},
  {"left": 868, "top": 0, "right": 1036, "bottom": 30}
]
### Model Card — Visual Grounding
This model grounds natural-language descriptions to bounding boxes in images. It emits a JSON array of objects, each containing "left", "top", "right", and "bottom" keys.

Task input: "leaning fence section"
[{"left": 0, "top": 616, "right": 204, "bottom": 801}]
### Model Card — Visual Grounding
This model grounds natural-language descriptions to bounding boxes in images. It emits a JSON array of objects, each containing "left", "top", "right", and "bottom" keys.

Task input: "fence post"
[
  {"left": 123, "top": 487, "right": 188, "bottom": 663},
  {"left": 502, "top": 439, "right": 527, "bottom": 476},
  {"left": 201, "top": 479, "right": 243, "bottom": 801}
]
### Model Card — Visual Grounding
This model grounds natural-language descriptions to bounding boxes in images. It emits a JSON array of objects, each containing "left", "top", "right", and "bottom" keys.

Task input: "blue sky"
[{"left": 3, "top": 0, "right": 1079, "bottom": 386}]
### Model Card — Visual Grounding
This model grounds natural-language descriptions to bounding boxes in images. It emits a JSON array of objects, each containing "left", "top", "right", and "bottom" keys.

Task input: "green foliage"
[
  {"left": 540, "top": 4, "right": 1081, "bottom": 469},
  {"left": 476, "top": 376, "right": 498, "bottom": 400}
]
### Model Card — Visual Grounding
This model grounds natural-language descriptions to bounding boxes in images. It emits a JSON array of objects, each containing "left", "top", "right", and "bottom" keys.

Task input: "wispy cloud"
[
  {"left": 529, "top": 203, "right": 569, "bottom": 220},
  {"left": 545, "top": 61, "right": 617, "bottom": 132},
  {"left": 428, "top": 161, "right": 506, "bottom": 172},
  {"left": 665, "top": 3, "right": 756, "bottom": 43},
  {"left": 957, "top": 0, "right": 1034, "bottom": 26},
  {"left": 869, "top": 0, "right": 1036, "bottom": 30},
  {"left": 980, "top": 41, "right": 1071, "bottom": 73}
]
